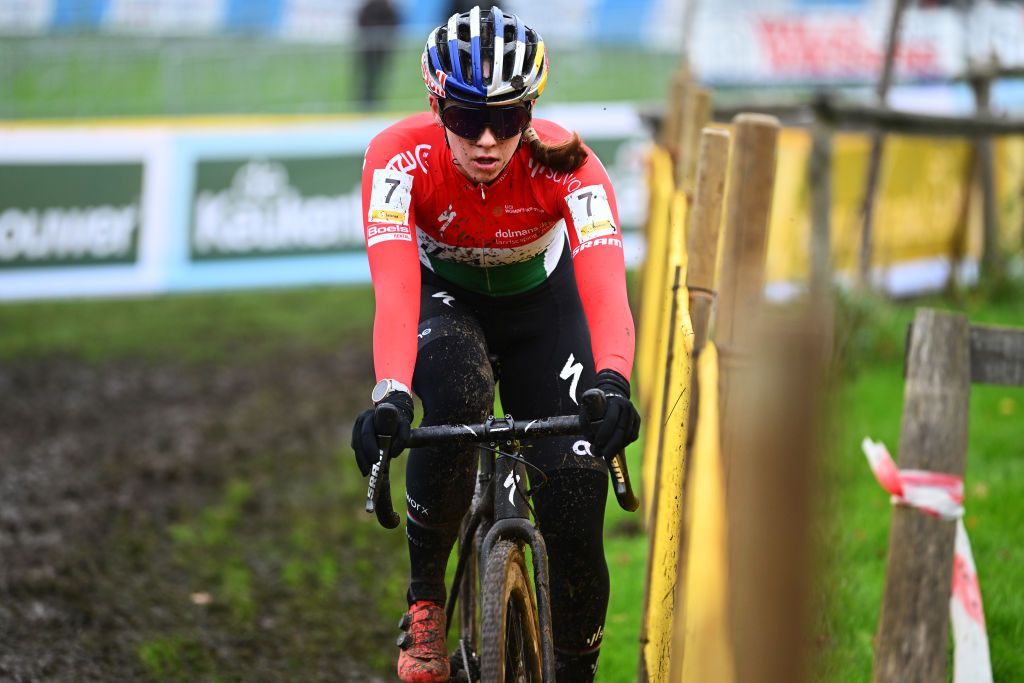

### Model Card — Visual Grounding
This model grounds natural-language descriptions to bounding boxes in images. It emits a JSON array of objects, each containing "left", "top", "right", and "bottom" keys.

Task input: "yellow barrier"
[
  {"left": 677, "top": 342, "right": 734, "bottom": 683},
  {"left": 640, "top": 190, "right": 688, "bottom": 520},
  {"left": 637, "top": 187, "right": 695, "bottom": 683},
  {"left": 765, "top": 130, "right": 1024, "bottom": 285},
  {"left": 636, "top": 148, "right": 678, "bottom": 414},
  {"left": 995, "top": 137, "right": 1024, "bottom": 252}
]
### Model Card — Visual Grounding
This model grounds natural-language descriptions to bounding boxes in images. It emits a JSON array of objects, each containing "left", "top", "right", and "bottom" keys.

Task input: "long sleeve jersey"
[{"left": 361, "top": 112, "right": 635, "bottom": 389}]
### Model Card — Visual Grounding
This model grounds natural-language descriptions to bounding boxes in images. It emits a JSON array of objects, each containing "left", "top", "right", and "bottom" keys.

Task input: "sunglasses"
[{"left": 439, "top": 104, "right": 532, "bottom": 141}]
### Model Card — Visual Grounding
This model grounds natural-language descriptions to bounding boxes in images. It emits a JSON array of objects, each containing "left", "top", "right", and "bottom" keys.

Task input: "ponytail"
[{"left": 522, "top": 126, "right": 588, "bottom": 173}]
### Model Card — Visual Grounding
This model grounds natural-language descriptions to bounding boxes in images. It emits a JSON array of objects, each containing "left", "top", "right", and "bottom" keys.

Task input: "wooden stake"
[
  {"left": 670, "top": 126, "right": 730, "bottom": 681},
  {"left": 677, "top": 87, "right": 713, "bottom": 194},
  {"left": 873, "top": 309, "right": 971, "bottom": 683},
  {"left": 728, "top": 306, "right": 827, "bottom": 683},
  {"left": 809, "top": 122, "right": 832, "bottom": 305},
  {"left": 858, "top": 0, "right": 911, "bottom": 290},
  {"left": 716, "top": 113, "right": 780, "bottom": 447}
]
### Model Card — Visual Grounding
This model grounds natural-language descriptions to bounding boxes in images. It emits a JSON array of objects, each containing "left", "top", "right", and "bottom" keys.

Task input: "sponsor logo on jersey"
[
  {"left": 494, "top": 226, "right": 540, "bottom": 240},
  {"left": 437, "top": 204, "right": 456, "bottom": 234},
  {"left": 504, "top": 204, "right": 545, "bottom": 215},
  {"left": 406, "top": 492, "right": 429, "bottom": 517},
  {"left": 385, "top": 144, "right": 431, "bottom": 175},
  {"left": 526, "top": 158, "right": 583, "bottom": 193},
  {"left": 571, "top": 236, "right": 622, "bottom": 257},
  {"left": 560, "top": 353, "right": 583, "bottom": 404},
  {"left": 366, "top": 223, "right": 412, "bottom": 247}
]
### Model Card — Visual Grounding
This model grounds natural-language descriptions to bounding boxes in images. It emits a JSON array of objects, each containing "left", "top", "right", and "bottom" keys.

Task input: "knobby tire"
[{"left": 480, "top": 539, "right": 543, "bottom": 683}]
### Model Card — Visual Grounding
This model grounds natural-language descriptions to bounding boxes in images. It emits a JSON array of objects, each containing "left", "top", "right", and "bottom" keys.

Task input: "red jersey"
[{"left": 361, "top": 112, "right": 635, "bottom": 389}]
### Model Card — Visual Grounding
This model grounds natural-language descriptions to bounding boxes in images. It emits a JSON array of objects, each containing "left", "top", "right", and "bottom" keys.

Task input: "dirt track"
[{"left": 0, "top": 349, "right": 405, "bottom": 681}]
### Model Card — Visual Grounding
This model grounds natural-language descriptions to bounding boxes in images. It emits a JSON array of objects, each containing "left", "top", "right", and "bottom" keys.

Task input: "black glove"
[
  {"left": 351, "top": 391, "right": 414, "bottom": 477},
  {"left": 579, "top": 369, "right": 641, "bottom": 462}
]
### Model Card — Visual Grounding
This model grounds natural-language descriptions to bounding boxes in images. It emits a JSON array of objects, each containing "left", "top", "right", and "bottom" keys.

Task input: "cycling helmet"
[{"left": 421, "top": 5, "right": 547, "bottom": 107}]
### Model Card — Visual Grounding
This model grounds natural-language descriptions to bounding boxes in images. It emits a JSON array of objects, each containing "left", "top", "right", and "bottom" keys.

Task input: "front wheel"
[{"left": 479, "top": 539, "right": 543, "bottom": 683}]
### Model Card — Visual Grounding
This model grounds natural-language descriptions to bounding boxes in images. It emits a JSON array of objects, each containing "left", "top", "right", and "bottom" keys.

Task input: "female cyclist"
[{"left": 351, "top": 6, "right": 640, "bottom": 682}]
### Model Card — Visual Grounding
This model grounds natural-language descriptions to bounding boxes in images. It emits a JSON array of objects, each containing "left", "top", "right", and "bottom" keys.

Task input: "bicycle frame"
[{"left": 447, "top": 415, "right": 557, "bottom": 682}]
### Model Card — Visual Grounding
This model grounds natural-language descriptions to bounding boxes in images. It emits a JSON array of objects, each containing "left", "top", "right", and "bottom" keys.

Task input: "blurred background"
[
  {"left": 1, "top": 1, "right": 1023, "bottom": 682},
  {"left": 2, "top": 0, "right": 1024, "bottom": 118}
]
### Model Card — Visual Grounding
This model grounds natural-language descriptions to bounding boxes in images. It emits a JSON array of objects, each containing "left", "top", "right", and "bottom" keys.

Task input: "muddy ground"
[{"left": 0, "top": 347, "right": 409, "bottom": 682}]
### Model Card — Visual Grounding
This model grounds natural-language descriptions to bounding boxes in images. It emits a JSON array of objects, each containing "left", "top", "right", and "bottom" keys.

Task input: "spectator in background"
[
  {"left": 445, "top": 0, "right": 496, "bottom": 18},
  {"left": 355, "top": 0, "right": 400, "bottom": 110}
]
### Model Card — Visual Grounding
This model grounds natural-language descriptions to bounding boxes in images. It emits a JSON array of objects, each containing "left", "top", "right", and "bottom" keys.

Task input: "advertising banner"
[
  {"left": 189, "top": 155, "right": 366, "bottom": 261},
  {"left": 0, "top": 128, "right": 167, "bottom": 300},
  {"left": 3, "top": 105, "right": 1015, "bottom": 301},
  {"left": 0, "top": 104, "right": 648, "bottom": 299},
  {"left": 0, "top": 162, "right": 144, "bottom": 270}
]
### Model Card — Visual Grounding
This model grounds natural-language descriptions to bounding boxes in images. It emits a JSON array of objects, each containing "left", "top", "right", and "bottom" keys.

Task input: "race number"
[
  {"left": 368, "top": 169, "right": 413, "bottom": 225},
  {"left": 565, "top": 184, "right": 617, "bottom": 243}
]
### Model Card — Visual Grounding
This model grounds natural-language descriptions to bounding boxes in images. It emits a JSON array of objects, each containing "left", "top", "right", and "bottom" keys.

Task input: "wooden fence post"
[
  {"left": 677, "top": 87, "right": 712, "bottom": 194},
  {"left": 714, "top": 111, "right": 783, "bottom": 681},
  {"left": 669, "top": 126, "right": 730, "bottom": 680},
  {"left": 728, "top": 306, "right": 827, "bottom": 683},
  {"left": 873, "top": 308, "right": 971, "bottom": 683},
  {"left": 858, "top": 0, "right": 911, "bottom": 290},
  {"left": 809, "top": 121, "right": 832, "bottom": 304},
  {"left": 716, "top": 113, "right": 780, "bottom": 490}
]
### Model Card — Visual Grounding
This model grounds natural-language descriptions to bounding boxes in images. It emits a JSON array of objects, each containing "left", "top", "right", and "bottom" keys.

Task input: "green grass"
[
  {"left": 815, "top": 285, "right": 1024, "bottom": 681},
  {"left": 0, "top": 37, "right": 675, "bottom": 119},
  {"left": 0, "top": 285, "right": 374, "bottom": 364}
]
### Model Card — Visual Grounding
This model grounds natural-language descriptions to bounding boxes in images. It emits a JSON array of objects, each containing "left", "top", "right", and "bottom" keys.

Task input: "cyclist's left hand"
[{"left": 580, "top": 369, "right": 641, "bottom": 461}]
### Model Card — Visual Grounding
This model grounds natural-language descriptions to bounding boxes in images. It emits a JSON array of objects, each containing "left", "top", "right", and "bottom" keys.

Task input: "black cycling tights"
[{"left": 404, "top": 253, "right": 609, "bottom": 680}]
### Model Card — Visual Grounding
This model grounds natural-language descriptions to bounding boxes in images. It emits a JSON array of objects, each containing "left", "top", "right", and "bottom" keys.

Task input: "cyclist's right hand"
[{"left": 351, "top": 391, "right": 414, "bottom": 476}]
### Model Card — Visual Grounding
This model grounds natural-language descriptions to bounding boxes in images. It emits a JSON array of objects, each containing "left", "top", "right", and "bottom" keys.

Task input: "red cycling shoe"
[{"left": 396, "top": 600, "right": 450, "bottom": 683}]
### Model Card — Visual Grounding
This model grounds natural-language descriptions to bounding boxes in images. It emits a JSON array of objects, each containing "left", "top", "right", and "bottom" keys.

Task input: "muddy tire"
[{"left": 479, "top": 539, "right": 542, "bottom": 683}]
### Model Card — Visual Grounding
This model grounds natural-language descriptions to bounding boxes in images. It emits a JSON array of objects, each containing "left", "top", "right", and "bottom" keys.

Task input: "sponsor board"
[
  {"left": 190, "top": 156, "right": 365, "bottom": 260},
  {"left": 0, "top": 162, "right": 144, "bottom": 269}
]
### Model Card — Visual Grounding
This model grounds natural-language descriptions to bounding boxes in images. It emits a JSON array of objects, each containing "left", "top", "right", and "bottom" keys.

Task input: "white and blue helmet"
[{"left": 421, "top": 6, "right": 548, "bottom": 107}]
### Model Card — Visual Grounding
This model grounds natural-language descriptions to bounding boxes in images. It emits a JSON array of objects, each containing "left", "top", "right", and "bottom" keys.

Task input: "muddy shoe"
[{"left": 396, "top": 601, "right": 450, "bottom": 683}]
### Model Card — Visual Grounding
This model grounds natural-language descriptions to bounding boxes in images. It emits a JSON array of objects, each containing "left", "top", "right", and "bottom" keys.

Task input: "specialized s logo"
[
  {"left": 386, "top": 144, "right": 431, "bottom": 175},
  {"left": 432, "top": 291, "right": 455, "bottom": 307},
  {"left": 503, "top": 471, "right": 522, "bottom": 504},
  {"left": 560, "top": 353, "right": 583, "bottom": 405},
  {"left": 437, "top": 204, "right": 456, "bottom": 234}
]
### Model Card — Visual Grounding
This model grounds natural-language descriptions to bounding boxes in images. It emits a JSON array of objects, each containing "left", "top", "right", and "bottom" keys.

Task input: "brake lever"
[
  {"left": 365, "top": 403, "right": 401, "bottom": 529},
  {"left": 580, "top": 388, "right": 640, "bottom": 512}
]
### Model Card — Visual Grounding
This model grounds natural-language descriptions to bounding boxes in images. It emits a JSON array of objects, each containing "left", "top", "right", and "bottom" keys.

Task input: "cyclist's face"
[{"left": 430, "top": 97, "right": 522, "bottom": 185}]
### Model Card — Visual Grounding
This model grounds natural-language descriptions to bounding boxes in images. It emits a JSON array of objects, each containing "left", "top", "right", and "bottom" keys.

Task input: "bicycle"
[{"left": 365, "top": 388, "right": 639, "bottom": 682}]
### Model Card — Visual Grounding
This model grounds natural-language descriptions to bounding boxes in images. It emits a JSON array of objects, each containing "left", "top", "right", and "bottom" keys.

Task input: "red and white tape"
[
  {"left": 861, "top": 438, "right": 992, "bottom": 683},
  {"left": 861, "top": 437, "right": 964, "bottom": 520}
]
